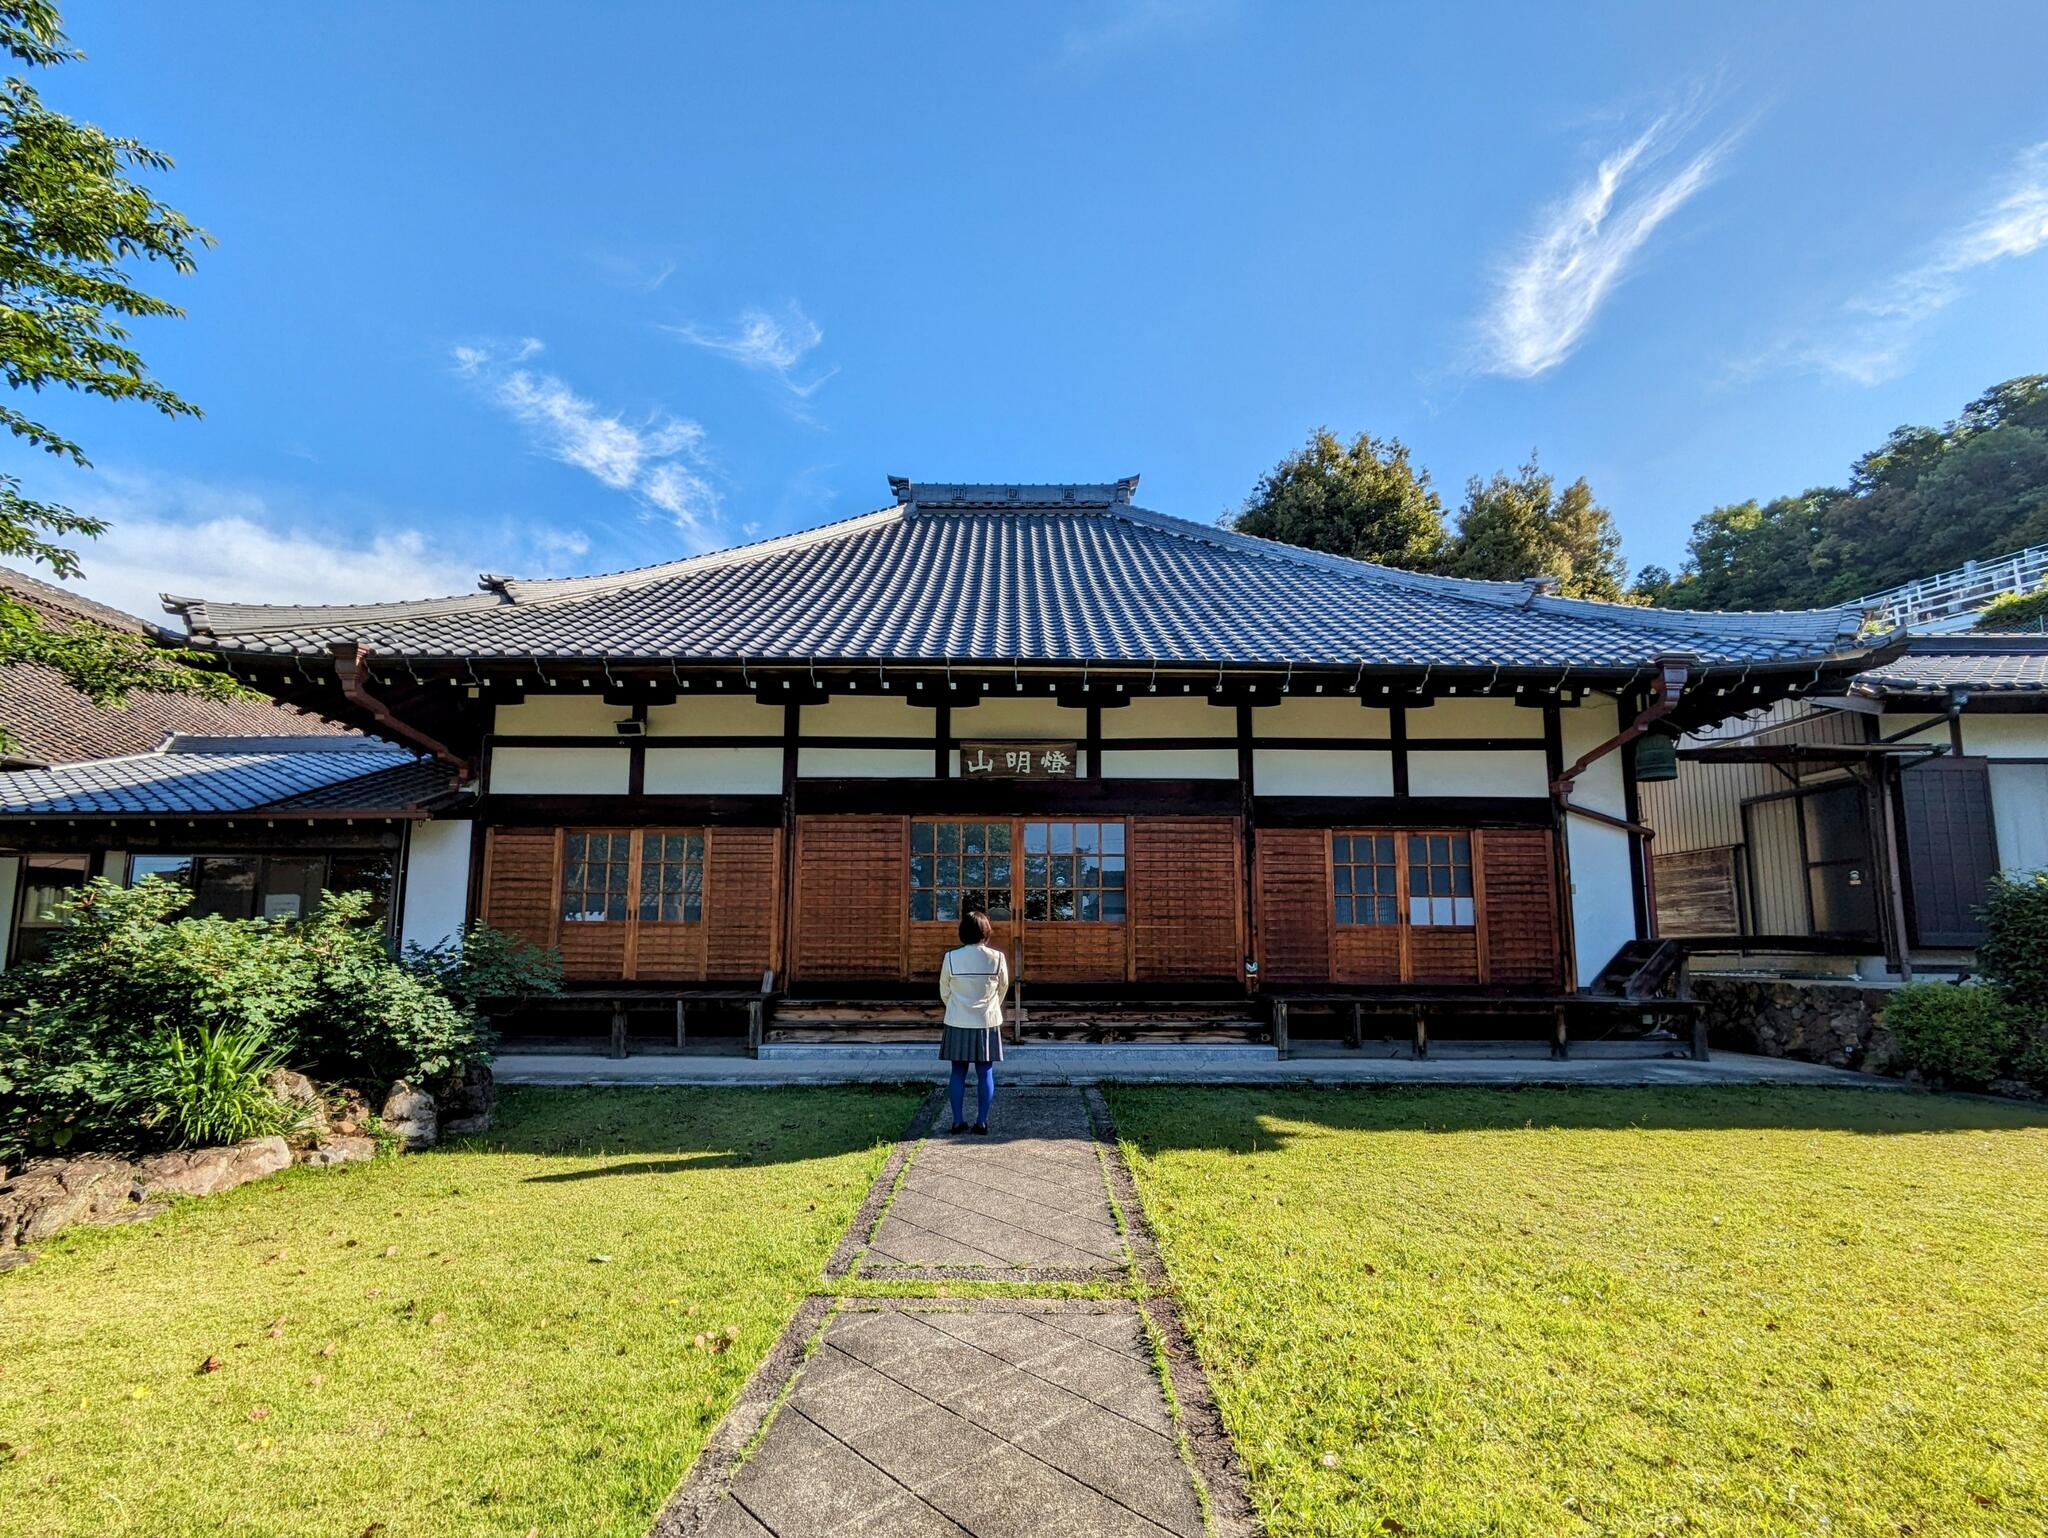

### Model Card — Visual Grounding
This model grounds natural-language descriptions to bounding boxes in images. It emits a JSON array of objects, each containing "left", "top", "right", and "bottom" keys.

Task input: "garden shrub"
[
  {"left": 142, "top": 1022, "right": 302, "bottom": 1148},
  {"left": 1974, "top": 871, "right": 2048, "bottom": 1091},
  {"left": 403, "top": 921, "right": 563, "bottom": 1017},
  {"left": 1881, "top": 983, "right": 2020, "bottom": 1090},
  {"left": 0, "top": 879, "right": 501, "bottom": 1160}
]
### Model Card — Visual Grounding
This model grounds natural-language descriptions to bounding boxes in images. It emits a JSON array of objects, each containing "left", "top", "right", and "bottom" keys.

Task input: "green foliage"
[
  {"left": 1880, "top": 983, "right": 2020, "bottom": 1090},
  {"left": 1974, "top": 871, "right": 2048, "bottom": 1089},
  {"left": 1657, "top": 375, "right": 2048, "bottom": 610},
  {"left": 1441, "top": 455, "right": 1631, "bottom": 600},
  {"left": 0, "top": 1, "right": 243, "bottom": 748},
  {"left": 0, "top": 879, "right": 490, "bottom": 1160},
  {"left": 1229, "top": 427, "right": 1449, "bottom": 568},
  {"left": 141, "top": 1021, "right": 300, "bottom": 1148},
  {"left": 1974, "top": 583, "right": 2048, "bottom": 633},
  {"left": 403, "top": 921, "right": 564, "bottom": 1017}
]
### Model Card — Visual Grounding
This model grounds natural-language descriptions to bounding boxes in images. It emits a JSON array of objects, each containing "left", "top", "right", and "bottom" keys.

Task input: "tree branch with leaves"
[{"left": 0, "top": 0, "right": 246, "bottom": 748}]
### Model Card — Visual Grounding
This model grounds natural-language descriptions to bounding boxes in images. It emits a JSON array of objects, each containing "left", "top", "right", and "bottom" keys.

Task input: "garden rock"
[
  {"left": 380, "top": 1080, "right": 438, "bottom": 1150},
  {"left": 135, "top": 1136, "right": 292, "bottom": 1200},
  {"left": 264, "top": 1068, "right": 329, "bottom": 1143},
  {"left": 436, "top": 1062, "right": 496, "bottom": 1136},
  {"left": 298, "top": 1134, "right": 377, "bottom": 1167}
]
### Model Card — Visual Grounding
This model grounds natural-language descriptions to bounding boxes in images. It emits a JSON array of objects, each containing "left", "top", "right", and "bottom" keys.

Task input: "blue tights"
[{"left": 948, "top": 1061, "right": 996, "bottom": 1128}]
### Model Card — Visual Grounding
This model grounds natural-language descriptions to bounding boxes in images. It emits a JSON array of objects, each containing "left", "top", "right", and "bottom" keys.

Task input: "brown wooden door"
[{"left": 1017, "top": 817, "right": 1129, "bottom": 983}]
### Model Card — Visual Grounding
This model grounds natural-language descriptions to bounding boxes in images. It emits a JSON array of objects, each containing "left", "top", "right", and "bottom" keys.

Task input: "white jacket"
[{"left": 938, "top": 943, "right": 1010, "bottom": 1031}]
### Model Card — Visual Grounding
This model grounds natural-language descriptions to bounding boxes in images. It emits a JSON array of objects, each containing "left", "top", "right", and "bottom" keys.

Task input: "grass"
[
  {"left": 0, "top": 1084, "right": 920, "bottom": 1538},
  {"left": 1106, "top": 1084, "right": 2048, "bottom": 1538}
]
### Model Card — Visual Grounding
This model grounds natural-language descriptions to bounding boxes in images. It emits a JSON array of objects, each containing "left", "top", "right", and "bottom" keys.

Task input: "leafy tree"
[
  {"left": 1229, "top": 427, "right": 1448, "bottom": 569},
  {"left": 1629, "top": 563, "right": 1677, "bottom": 605},
  {"left": 0, "top": 1, "right": 242, "bottom": 748},
  {"left": 1441, "top": 456, "right": 1631, "bottom": 600}
]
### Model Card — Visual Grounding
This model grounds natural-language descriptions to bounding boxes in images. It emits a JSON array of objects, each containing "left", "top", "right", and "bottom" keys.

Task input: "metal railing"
[{"left": 1855, "top": 543, "right": 2048, "bottom": 633}]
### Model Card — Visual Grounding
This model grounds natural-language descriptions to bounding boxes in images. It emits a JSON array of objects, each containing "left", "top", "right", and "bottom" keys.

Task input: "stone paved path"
[
  {"left": 858, "top": 1089, "right": 1126, "bottom": 1281},
  {"left": 660, "top": 1088, "right": 1243, "bottom": 1538}
]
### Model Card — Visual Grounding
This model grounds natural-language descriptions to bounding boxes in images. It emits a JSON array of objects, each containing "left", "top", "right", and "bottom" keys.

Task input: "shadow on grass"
[
  {"left": 443, "top": 1081, "right": 927, "bottom": 1171},
  {"left": 1103, "top": 1081, "right": 2048, "bottom": 1157}
]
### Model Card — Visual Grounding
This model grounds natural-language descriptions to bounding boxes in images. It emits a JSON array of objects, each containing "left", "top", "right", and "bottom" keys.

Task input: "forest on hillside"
[{"left": 1641, "top": 374, "right": 2048, "bottom": 611}]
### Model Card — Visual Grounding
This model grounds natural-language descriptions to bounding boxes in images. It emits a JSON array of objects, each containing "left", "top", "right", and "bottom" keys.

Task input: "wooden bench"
[
  {"left": 493, "top": 971, "right": 778, "bottom": 1058},
  {"left": 1263, "top": 983, "right": 1702, "bottom": 1061}
]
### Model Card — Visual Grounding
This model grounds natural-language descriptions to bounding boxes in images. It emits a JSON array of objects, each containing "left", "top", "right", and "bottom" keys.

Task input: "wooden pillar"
[
  {"left": 1349, "top": 1001, "right": 1363, "bottom": 1050},
  {"left": 1237, "top": 703, "right": 1259, "bottom": 992},
  {"left": 1270, "top": 997, "right": 1289, "bottom": 1058},
  {"left": 1544, "top": 703, "right": 1579, "bottom": 993},
  {"left": 775, "top": 702, "right": 800, "bottom": 983},
  {"left": 674, "top": 999, "right": 687, "bottom": 1048},
  {"left": 1550, "top": 1003, "right": 1569, "bottom": 1060},
  {"left": 609, "top": 1004, "right": 628, "bottom": 1060},
  {"left": 1410, "top": 1006, "right": 1427, "bottom": 1059}
]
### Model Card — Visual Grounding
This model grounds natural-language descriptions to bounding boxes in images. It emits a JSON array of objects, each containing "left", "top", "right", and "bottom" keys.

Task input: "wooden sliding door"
[
  {"left": 1254, "top": 826, "right": 1561, "bottom": 987},
  {"left": 788, "top": 814, "right": 1242, "bottom": 985},
  {"left": 479, "top": 825, "right": 780, "bottom": 983}
]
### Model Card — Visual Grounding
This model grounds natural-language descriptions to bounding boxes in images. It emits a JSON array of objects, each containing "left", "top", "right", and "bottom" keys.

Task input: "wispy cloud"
[
  {"left": 31, "top": 467, "right": 548, "bottom": 619},
  {"left": 588, "top": 250, "right": 678, "bottom": 292},
  {"left": 1780, "top": 142, "right": 2048, "bottom": 384},
  {"left": 671, "top": 303, "right": 834, "bottom": 398},
  {"left": 1477, "top": 102, "right": 1740, "bottom": 379},
  {"left": 1061, "top": 0, "right": 1232, "bottom": 64},
  {"left": 454, "top": 338, "right": 725, "bottom": 546}
]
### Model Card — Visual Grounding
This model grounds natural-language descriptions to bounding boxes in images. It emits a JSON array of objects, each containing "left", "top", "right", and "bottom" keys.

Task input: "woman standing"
[{"left": 938, "top": 908, "right": 1009, "bottom": 1134}]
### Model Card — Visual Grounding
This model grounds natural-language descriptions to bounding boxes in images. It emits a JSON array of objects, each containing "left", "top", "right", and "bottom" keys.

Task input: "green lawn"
[
  {"left": 0, "top": 1084, "right": 920, "bottom": 1538},
  {"left": 1107, "top": 1085, "right": 2048, "bottom": 1538}
]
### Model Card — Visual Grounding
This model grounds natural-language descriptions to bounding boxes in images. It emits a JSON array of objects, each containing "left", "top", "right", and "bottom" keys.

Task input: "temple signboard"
[{"left": 959, "top": 742, "right": 1078, "bottom": 778}]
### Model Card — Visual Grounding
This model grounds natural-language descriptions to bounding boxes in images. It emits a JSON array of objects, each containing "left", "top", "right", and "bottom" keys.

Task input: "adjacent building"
[{"left": 1641, "top": 634, "right": 2048, "bottom": 975}]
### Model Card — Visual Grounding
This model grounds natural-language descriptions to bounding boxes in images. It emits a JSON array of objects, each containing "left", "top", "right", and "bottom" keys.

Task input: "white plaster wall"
[
  {"left": 0, "top": 855, "right": 18, "bottom": 971},
  {"left": 1259, "top": 698, "right": 1393, "bottom": 739},
  {"left": 494, "top": 697, "right": 628, "bottom": 735},
  {"left": 489, "top": 746, "right": 631, "bottom": 795},
  {"left": 798, "top": 747, "right": 933, "bottom": 778},
  {"left": 1101, "top": 696, "right": 1236, "bottom": 739},
  {"left": 1990, "top": 762, "right": 2048, "bottom": 873},
  {"left": 947, "top": 697, "right": 1088, "bottom": 738},
  {"left": 644, "top": 749, "right": 784, "bottom": 794},
  {"left": 1408, "top": 697, "right": 1542, "bottom": 739},
  {"left": 400, "top": 820, "right": 473, "bottom": 950},
  {"left": 1405, "top": 749, "right": 1549, "bottom": 797},
  {"left": 1099, "top": 748, "right": 1239, "bottom": 779},
  {"left": 1560, "top": 696, "right": 1634, "bottom": 983},
  {"left": 1961, "top": 714, "right": 2048, "bottom": 758},
  {"left": 1251, "top": 748, "right": 1395, "bottom": 796},
  {"left": 646, "top": 696, "right": 786, "bottom": 737},
  {"left": 800, "top": 695, "right": 930, "bottom": 738}
]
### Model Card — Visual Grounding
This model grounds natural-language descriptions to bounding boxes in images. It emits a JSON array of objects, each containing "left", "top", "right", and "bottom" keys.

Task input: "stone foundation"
[{"left": 1695, "top": 976, "right": 1901, "bottom": 1073}]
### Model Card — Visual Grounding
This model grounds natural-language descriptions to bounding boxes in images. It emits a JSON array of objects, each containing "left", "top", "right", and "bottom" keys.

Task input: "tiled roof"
[
  {"left": 164, "top": 481, "right": 1871, "bottom": 673},
  {"left": 0, "top": 737, "right": 452, "bottom": 818},
  {"left": 1856, "top": 636, "right": 2048, "bottom": 695},
  {"left": 0, "top": 565, "right": 354, "bottom": 766}
]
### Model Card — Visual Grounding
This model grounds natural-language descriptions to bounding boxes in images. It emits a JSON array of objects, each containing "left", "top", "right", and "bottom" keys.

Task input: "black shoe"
[
  {"left": 949, "top": 1121, "right": 969, "bottom": 1134},
  {"left": 972, "top": 1123, "right": 989, "bottom": 1135}
]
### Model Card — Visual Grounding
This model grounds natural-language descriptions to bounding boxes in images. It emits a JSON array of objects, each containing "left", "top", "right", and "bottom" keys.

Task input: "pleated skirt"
[{"left": 940, "top": 1025, "right": 1005, "bottom": 1064}]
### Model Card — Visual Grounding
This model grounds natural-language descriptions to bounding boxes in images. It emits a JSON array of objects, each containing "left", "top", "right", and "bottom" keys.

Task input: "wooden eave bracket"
[{"left": 328, "top": 641, "right": 474, "bottom": 782}]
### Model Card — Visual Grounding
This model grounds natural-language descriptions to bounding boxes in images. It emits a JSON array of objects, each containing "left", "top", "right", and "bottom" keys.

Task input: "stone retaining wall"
[{"left": 1695, "top": 975, "right": 1900, "bottom": 1073}]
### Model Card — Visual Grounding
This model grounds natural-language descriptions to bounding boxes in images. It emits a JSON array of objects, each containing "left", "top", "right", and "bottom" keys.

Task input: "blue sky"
[{"left": 24, "top": 0, "right": 2048, "bottom": 619}]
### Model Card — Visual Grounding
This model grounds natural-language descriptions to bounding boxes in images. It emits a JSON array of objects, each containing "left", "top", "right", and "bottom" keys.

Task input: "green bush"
[
  {"left": 1881, "top": 983, "right": 2020, "bottom": 1090},
  {"left": 142, "top": 1022, "right": 302, "bottom": 1148},
  {"left": 1975, "top": 872, "right": 2048, "bottom": 1091},
  {"left": 403, "top": 921, "right": 563, "bottom": 1017},
  {"left": 0, "top": 879, "right": 495, "bottom": 1161}
]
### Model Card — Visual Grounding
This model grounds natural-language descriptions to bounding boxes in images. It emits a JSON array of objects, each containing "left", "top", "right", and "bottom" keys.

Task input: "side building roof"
[
  {"left": 0, "top": 564, "right": 353, "bottom": 766},
  {"left": 0, "top": 736, "right": 457, "bottom": 819},
  {"left": 160, "top": 480, "right": 1875, "bottom": 675},
  {"left": 1853, "top": 635, "right": 2048, "bottom": 698}
]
